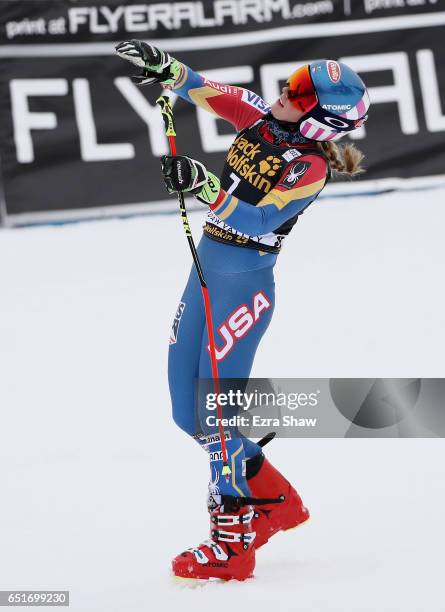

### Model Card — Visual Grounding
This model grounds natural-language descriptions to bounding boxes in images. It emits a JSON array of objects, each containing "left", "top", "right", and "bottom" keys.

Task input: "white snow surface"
[{"left": 1, "top": 188, "right": 444, "bottom": 611}]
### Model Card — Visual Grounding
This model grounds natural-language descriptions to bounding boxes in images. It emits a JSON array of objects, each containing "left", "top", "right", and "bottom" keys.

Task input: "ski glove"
[
  {"left": 115, "top": 40, "right": 181, "bottom": 86},
  {"left": 161, "top": 155, "right": 221, "bottom": 205}
]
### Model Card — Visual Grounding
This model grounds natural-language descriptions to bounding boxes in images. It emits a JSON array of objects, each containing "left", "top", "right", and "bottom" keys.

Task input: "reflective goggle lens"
[{"left": 286, "top": 65, "right": 318, "bottom": 114}]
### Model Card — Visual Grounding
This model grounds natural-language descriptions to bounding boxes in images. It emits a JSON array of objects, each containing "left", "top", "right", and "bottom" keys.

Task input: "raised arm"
[
  {"left": 168, "top": 68, "right": 269, "bottom": 131},
  {"left": 115, "top": 39, "right": 269, "bottom": 131}
]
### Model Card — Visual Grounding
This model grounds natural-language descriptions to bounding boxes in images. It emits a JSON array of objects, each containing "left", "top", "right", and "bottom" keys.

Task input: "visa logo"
[{"left": 242, "top": 90, "right": 271, "bottom": 114}]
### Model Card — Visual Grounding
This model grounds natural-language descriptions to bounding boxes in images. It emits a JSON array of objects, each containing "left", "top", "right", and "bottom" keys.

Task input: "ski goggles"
[{"left": 286, "top": 65, "right": 318, "bottom": 114}]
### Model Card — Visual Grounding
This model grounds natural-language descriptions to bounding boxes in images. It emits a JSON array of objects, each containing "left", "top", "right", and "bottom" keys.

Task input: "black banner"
[{"left": 1, "top": 1, "right": 445, "bottom": 224}]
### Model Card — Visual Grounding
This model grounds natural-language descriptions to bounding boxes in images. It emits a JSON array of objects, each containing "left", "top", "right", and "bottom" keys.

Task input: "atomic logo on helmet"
[{"left": 286, "top": 60, "right": 370, "bottom": 142}]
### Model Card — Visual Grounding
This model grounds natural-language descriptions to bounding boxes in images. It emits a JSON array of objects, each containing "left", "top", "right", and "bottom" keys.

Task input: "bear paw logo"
[{"left": 258, "top": 156, "right": 281, "bottom": 177}]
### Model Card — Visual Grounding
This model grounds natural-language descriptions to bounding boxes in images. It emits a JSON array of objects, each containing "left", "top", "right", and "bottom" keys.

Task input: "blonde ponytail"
[{"left": 318, "top": 141, "right": 365, "bottom": 176}]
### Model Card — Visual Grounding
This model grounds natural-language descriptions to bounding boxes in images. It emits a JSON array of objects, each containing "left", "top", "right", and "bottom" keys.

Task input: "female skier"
[{"left": 116, "top": 41, "right": 370, "bottom": 582}]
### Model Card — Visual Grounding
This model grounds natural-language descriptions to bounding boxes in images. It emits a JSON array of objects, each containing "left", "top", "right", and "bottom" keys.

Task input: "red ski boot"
[
  {"left": 172, "top": 496, "right": 256, "bottom": 581},
  {"left": 246, "top": 433, "right": 310, "bottom": 549}
]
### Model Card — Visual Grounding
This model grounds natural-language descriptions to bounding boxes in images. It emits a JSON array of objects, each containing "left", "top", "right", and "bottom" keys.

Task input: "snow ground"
[{"left": 0, "top": 188, "right": 444, "bottom": 611}]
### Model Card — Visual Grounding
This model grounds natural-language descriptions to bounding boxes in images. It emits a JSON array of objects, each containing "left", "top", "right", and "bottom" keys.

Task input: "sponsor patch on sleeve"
[
  {"left": 241, "top": 89, "right": 271, "bottom": 114},
  {"left": 279, "top": 161, "right": 310, "bottom": 189},
  {"left": 203, "top": 78, "right": 239, "bottom": 95}
]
